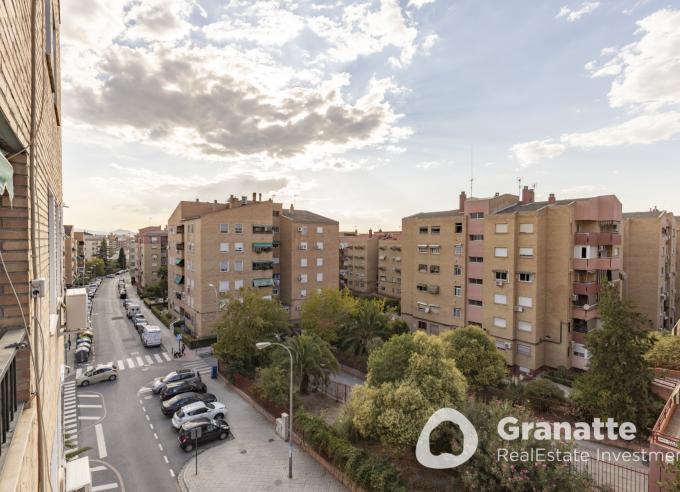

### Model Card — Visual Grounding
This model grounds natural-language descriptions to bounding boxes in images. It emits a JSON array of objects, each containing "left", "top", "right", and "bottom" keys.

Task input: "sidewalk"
[{"left": 177, "top": 381, "right": 347, "bottom": 492}]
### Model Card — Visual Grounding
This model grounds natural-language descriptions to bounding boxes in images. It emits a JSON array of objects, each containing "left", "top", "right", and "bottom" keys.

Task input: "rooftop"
[
  {"left": 404, "top": 209, "right": 461, "bottom": 220},
  {"left": 282, "top": 209, "right": 338, "bottom": 225},
  {"left": 623, "top": 210, "right": 667, "bottom": 219}
]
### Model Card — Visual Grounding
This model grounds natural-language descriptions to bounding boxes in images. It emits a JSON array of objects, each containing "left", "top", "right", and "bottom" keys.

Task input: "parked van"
[
  {"left": 141, "top": 325, "right": 162, "bottom": 348},
  {"left": 126, "top": 304, "right": 141, "bottom": 319}
]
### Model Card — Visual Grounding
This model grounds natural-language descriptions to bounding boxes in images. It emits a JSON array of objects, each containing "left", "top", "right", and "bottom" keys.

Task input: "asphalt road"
[{"left": 66, "top": 276, "right": 219, "bottom": 492}]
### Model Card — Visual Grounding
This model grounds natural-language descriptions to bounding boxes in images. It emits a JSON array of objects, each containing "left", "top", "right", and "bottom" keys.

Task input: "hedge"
[
  {"left": 149, "top": 305, "right": 172, "bottom": 328},
  {"left": 295, "top": 410, "right": 406, "bottom": 492}
]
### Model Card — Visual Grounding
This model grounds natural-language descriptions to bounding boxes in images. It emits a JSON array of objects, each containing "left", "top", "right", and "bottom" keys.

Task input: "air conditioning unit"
[
  {"left": 572, "top": 294, "right": 578, "bottom": 302},
  {"left": 496, "top": 280, "right": 504, "bottom": 287},
  {"left": 583, "top": 304, "right": 591, "bottom": 311},
  {"left": 504, "top": 342, "right": 512, "bottom": 350},
  {"left": 424, "top": 307, "right": 431, "bottom": 313},
  {"left": 514, "top": 306, "right": 524, "bottom": 312}
]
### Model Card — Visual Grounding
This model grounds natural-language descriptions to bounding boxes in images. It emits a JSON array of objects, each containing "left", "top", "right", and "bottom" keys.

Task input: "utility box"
[
  {"left": 276, "top": 413, "right": 290, "bottom": 441},
  {"left": 66, "top": 288, "right": 88, "bottom": 333}
]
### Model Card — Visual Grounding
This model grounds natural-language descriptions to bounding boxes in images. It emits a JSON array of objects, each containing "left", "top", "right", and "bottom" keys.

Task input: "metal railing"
[
  {"left": 569, "top": 454, "right": 648, "bottom": 492},
  {"left": 320, "top": 380, "right": 353, "bottom": 403}
]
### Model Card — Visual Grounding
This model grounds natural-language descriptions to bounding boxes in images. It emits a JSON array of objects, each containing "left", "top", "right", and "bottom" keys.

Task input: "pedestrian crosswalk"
[
  {"left": 75, "top": 351, "right": 213, "bottom": 377},
  {"left": 62, "top": 381, "right": 78, "bottom": 445}
]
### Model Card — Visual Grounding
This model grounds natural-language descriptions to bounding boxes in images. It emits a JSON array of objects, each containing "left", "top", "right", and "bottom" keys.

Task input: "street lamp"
[
  {"left": 207, "top": 283, "right": 220, "bottom": 312},
  {"left": 256, "top": 341, "right": 294, "bottom": 479}
]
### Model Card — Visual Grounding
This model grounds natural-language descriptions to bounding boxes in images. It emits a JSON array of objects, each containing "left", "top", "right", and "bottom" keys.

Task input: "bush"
[
  {"left": 295, "top": 410, "right": 406, "bottom": 492},
  {"left": 525, "top": 379, "right": 565, "bottom": 412},
  {"left": 645, "top": 334, "right": 680, "bottom": 370},
  {"left": 253, "top": 366, "right": 288, "bottom": 407}
]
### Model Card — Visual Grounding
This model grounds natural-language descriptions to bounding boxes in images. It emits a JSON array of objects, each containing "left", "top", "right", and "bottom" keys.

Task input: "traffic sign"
[{"left": 176, "top": 333, "right": 182, "bottom": 341}]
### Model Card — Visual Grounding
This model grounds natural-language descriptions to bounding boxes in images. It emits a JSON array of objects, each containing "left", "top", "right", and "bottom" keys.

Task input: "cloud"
[
  {"left": 556, "top": 2, "right": 600, "bottom": 22},
  {"left": 415, "top": 160, "right": 443, "bottom": 169},
  {"left": 408, "top": 0, "right": 436, "bottom": 8},
  {"left": 623, "top": 0, "right": 650, "bottom": 15},
  {"left": 509, "top": 139, "right": 567, "bottom": 166},
  {"left": 558, "top": 184, "right": 601, "bottom": 198}
]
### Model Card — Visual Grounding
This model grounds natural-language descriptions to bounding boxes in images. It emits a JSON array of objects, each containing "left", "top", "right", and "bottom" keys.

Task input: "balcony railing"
[
  {"left": 572, "top": 305, "right": 599, "bottom": 321},
  {"left": 253, "top": 261, "right": 274, "bottom": 271},
  {"left": 572, "top": 257, "right": 622, "bottom": 271},
  {"left": 573, "top": 281, "right": 599, "bottom": 296},
  {"left": 253, "top": 278, "right": 274, "bottom": 288},
  {"left": 252, "top": 242, "right": 273, "bottom": 253},
  {"left": 175, "top": 242, "right": 184, "bottom": 251},
  {"left": 574, "top": 232, "right": 622, "bottom": 246},
  {"left": 252, "top": 225, "right": 273, "bottom": 234}
]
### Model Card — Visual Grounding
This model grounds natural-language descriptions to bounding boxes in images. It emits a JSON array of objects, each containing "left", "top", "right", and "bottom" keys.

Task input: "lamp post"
[
  {"left": 207, "top": 283, "right": 220, "bottom": 312},
  {"left": 256, "top": 341, "right": 293, "bottom": 479}
]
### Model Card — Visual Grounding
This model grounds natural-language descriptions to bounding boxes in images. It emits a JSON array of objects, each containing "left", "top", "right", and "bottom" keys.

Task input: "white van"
[
  {"left": 141, "top": 325, "right": 162, "bottom": 348},
  {"left": 126, "top": 304, "right": 141, "bottom": 319}
]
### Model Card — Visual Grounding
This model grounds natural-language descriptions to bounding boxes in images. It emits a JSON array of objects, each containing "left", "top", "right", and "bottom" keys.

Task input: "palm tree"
[
  {"left": 340, "top": 298, "right": 391, "bottom": 358},
  {"left": 274, "top": 333, "right": 339, "bottom": 394}
]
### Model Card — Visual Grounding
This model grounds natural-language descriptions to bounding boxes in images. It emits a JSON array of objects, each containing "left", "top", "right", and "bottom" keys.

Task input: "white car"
[{"left": 171, "top": 401, "right": 226, "bottom": 430}]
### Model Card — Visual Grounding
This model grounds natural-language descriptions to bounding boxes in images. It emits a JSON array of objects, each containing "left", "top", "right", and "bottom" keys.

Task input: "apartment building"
[
  {"left": 126, "top": 235, "right": 138, "bottom": 279},
  {"left": 623, "top": 210, "right": 677, "bottom": 330},
  {"left": 83, "top": 232, "right": 104, "bottom": 260},
  {"left": 135, "top": 226, "right": 168, "bottom": 292},
  {"left": 377, "top": 232, "right": 402, "bottom": 300},
  {"left": 64, "top": 225, "right": 75, "bottom": 287},
  {"left": 72, "top": 231, "right": 85, "bottom": 284},
  {"left": 340, "top": 231, "right": 380, "bottom": 295},
  {"left": 278, "top": 206, "right": 340, "bottom": 318},
  {"left": 0, "top": 0, "right": 65, "bottom": 490}
]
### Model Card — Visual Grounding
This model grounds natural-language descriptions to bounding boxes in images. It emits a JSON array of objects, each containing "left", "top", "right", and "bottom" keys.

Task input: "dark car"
[
  {"left": 177, "top": 418, "right": 230, "bottom": 452},
  {"left": 152, "top": 368, "right": 202, "bottom": 394},
  {"left": 161, "top": 392, "right": 217, "bottom": 416},
  {"left": 160, "top": 380, "right": 207, "bottom": 401}
]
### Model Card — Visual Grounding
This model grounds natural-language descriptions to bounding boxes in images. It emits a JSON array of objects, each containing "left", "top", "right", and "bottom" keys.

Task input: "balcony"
[
  {"left": 572, "top": 304, "right": 599, "bottom": 321},
  {"left": 574, "top": 232, "right": 622, "bottom": 246},
  {"left": 175, "top": 242, "right": 184, "bottom": 251},
  {"left": 573, "top": 281, "right": 599, "bottom": 296},
  {"left": 572, "top": 257, "right": 622, "bottom": 271},
  {"left": 175, "top": 258, "right": 184, "bottom": 267},
  {"left": 174, "top": 274, "right": 185, "bottom": 285},
  {"left": 252, "top": 225, "right": 273, "bottom": 234},
  {"left": 252, "top": 242, "right": 273, "bottom": 253},
  {"left": 253, "top": 261, "right": 274, "bottom": 271},
  {"left": 253, "top": 278, "right": 274, "bottom": 288}
]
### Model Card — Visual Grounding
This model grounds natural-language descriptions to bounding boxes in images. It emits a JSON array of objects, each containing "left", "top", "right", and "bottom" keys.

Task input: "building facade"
[
  {"left": 623, "top": 210, "right": 677, "bottom": 331},
  {"left": 340, "top": 231, "right": 380, "bottom": 295},
  {"left": 135, "top": 227, "right": 168, "bottom": 292},
  {"left": 82, "top": 232, "right": 104, "bottom": 260},
  {"left": 64, "top": 225, "right": 74, "bottom": 287},
  {"left": 126, "top": 235, "right": 138, "bottom": 279},
  {"left": 377, "top": 233, "right": 402, "bottom": 300},
  {"left": 0, "top": 0, "right": 65, "bottom": 489}
]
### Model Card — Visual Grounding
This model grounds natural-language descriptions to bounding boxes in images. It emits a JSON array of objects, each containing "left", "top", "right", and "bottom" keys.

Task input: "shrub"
[
  {"left": 253, "top": 366, "right": 288, "bottom": 407},
  {"left": 645, "top": 335, "right": 680, "bottom": 370},
  {"left": 525, "top": 379, "right": 566, "bottom": 412}
]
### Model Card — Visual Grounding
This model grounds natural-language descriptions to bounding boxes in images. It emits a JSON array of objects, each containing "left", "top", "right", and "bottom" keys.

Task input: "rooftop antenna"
[
  {"left": 469, "top": 145, "right": 474, "bottom": 196},
  {"left": 517, "top": 177, "right": 522, "bottom": 196}
]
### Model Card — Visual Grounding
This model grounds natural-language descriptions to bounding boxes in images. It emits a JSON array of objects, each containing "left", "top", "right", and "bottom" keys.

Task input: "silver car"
[{"left": 76, "top": 364, "right": 118, "bottom": 387}]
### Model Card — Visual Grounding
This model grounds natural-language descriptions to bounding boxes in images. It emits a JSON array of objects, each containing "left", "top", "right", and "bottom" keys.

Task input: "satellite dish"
[{"left": 583, "top": 304, "right": 590, "bottom": 311}]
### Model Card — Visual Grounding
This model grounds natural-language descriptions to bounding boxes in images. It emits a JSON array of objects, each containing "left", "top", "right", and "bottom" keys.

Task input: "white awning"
[{"left": 0, "top": 153, "right": 13, "bottom": 204}]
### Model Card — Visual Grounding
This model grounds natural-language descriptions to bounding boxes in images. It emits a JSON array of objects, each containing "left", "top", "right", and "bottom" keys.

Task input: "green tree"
[
  {"left": 85, "top": 258, "right": 105, "bottom": 277},
  {"left": 300, "top": 288, "right": 357, "bottom": 343},
  {"left": 157, "top": 266, "right": 168, "bottom": 299},
  {"left": 440, "top": 325, "right": 507, "bottom": 390},
  {"left": 253, "top": 366, "right": 289, "bottom": 407},
  {"left": 366, "top": 333, "right": 417, "bottom": 387},
  {"left": 116, "top": 248, "right": 126, "bottom": 269},
  {"left": 272, "top": 332, "right": 339, "bottom": 394},
  {"left": 645, "top": 334, "right": 680, "bottom": 370},
  {"left": 97, "top": 239, "right": 108, "bottom": 260},
  {"left": 212, "top": 289, "right": 290, "bottom": 375},
  {"left": 340, "top": 298, "right": 391, "bottom": 358},
  {"left": 571, "top": 286, "right": 659, "bottom": 432}
]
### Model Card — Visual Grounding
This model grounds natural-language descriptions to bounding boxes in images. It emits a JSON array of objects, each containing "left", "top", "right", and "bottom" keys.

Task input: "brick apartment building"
[
  {"left": 167, "top": 195, "right": 338, "bottom": 339},
  {"left": 402, "top": 188, "right": 623, "bottom": 374},
  {"left": 126, "top": 234, "right": 138, "bottom": 279},
  {"left": 135, "top": 226, "right": 168, "bottom": 292},
  {"left": 340, "top": 231, "right": 380, "bottom": 295},
  {"left": 377, "top": 232, "right": 402, "bottom": 300},
  {"left": 623, "top": 210, "right": 677, "bottom": 330},
  {"left": 0, "top": 0, "right": 65, "bottom": 489}
]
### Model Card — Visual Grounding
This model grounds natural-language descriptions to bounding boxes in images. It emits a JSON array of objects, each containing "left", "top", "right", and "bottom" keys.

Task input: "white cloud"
[
  {"left": 421, "top": 34, "right": 440, "bottom": 53},
  {"left": 509, "top": 139, "right": 567, "bottom": 166},
  {"left": 623, "top": 0, "right": 650, "bottom": 16},
  {"left": 415, "top": 160, "right": 443, "bottom": 169},
  {"left": 556, "top": 2, "right": 600, "bottom": 22},
  {"left": 408, "top": 0, "right": 436, "bottom": 8}
]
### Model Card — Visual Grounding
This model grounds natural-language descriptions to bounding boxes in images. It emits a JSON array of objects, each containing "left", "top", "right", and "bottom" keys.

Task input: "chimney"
[
  {"left": 548, "top": 193, "right": 556, "bottom": 204},
  {"left": 289, "top": 204, "right": 294, "bottom": 215},
  {"left": 369, "top": 228, "right": 373, "bottom": 238},
  {"left": 252, "top": 192, "right": 257, "bottom": 202},
  {"left": 521, "top": 186, "right": 535, "bottom": 204},
  {"left": 195, "top": 198, "right": 199, "bottom": 202},
  {"left": 258, "top": 193, "right": 262, "bottom": 202},
  {"left": 213, "top": 199, "right": 217, "bottom": 204},
  {"left": 459, "top": 191, "right": 467, "bottom": 210}
]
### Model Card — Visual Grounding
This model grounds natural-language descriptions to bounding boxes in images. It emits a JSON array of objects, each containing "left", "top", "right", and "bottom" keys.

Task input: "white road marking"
[
  {"left": 149, "top": 424, "right": 154, "bottom": 430},
  {"left": 64, "top": 409, "right": 77, "bottom": 416},
  {"left": 126, "top": 358, "right": 135, "bottom": 369},
  {"left": 79, "top": 416, "right": 100, "bottom": 421},
  {"left": 169, "top": 469, "right": 175, "bottom": 478},
  {"left": 95, "top": 423, "right": 108, "bottom": 459},
  {"left": 145, "top": 355, "right": 153, "bottom": 365},
  {"left": 117, "top": 359, "right": 125, "bottom": 370},
  {"left": 154, "top": 433, "right": 158, "bottom": 439},
  {"left": 92, "top": 484, "right": 118, "bottom": 491},
  {"left": 78, "top": 394, "right": 100, "bottom": 399},
  {"left": 90, "top": 466, "right": 107, "bottom": 472},
  {"left": 145, "top": 415, "right": 150, "bottom": 421},
  {"left": 158, "top": 443, "right": 163, "bottom": 451},
  {"left": 142, "top": 406, "right": 146, "bottom": 413},
  {"left": 153, "top": 354, "right": 162, "bottom": 363},
  {"left": 65, "top": 424, "right": 78, "bottom": 430},
  {"left": 163, "top": 455, "right": 169, "bottom": 464},
  {"left": 131, "top": 351, "right": 140, "bottom": 356},
  {"left": 78, "top": 404, "right": 103, "bottom": 409},
  {"left": 162, "top": 353, "right": 171, "bottom": 361},
  {"left": 135, "top": 356, "right": 144, "bottom": 367},
  {"left": 139, "top": 388, "right": 152, "bottom": 394},
  {"left": 75, "top": 369, "right": 83, "bottom": 379},
  {"left": 64, "top": 418, "right": 78, "bottom": 425}
]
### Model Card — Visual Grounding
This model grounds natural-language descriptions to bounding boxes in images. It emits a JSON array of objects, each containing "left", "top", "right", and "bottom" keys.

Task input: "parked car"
[
  {"left": 133, "top": 315, "right": 147, "bottom": 331},
  {"left": 122, "top": 299, "right": 131, "bottom": 309},
  {"left": 161, "top": 392, "right": 217, "bottom": 416},
  {"left": 76, "top": 363, "right": 118, "bottom": 386},
  {"left": 119, "top": 289, "right": 127, "bottom": 299},
  {"left": 172, "top": 401, "right": 226, "bottom": 429},
  {"left": 152, "top": 368, "right": 202, "bottom": 394},
  {"left": 177, "top": 418, "right": 230, "bottom": 452},
  {"left": 160, "top": 380, "right": 207, "bottom": 401},
  {"left": 126, "top": 304, "right": 141, "bottom": 319}
]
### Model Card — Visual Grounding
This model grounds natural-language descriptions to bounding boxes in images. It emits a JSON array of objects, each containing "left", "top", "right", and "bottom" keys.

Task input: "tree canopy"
[
  {"left": 116, "top": 248, "right": 126, "bottom": 269},
  {"left": 645, "top": 334, "right": 680, "bottom": 370},
  {"left": 340, "top": 298, "right": 392, "bottom": 358},
  {"left": 440, "top": 326, "right": 506, "bottom": 390},
  {"left": 300, "top": 288, "right": 357, "bottom": 343},
  {"left": 271, "top": 332, "right": 339, "bottom": 394}
]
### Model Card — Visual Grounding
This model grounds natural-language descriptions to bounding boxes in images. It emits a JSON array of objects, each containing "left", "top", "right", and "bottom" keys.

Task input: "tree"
[
  {"left": 212, "top": 289, "right": 290, "bottom": 375},
  {"left": 300, "top": 288, "right": 357, "bottom": 343},
  {"left": 157, "top": 266, "right": 168, "bottom": 299},
  {"left": 272, "top": 332, "right": 339, "bottom": 394},
  {"left": 253, "top": 366, "right": 289, "bottom": 407},
  {"left": 440, "top": 326, "right": 506, "bottom": 390},
  {"left": 85, "top": 258, "right": 105, "bottom": 277},
  {"left": 571, "top": 286, "right": 659, "bottom": 432},
  {"left": 645, "top": 334, "right": 680, "bottom": 370},
  {"left": 97, "top": 239, "right": 108, "bottom": 260},
  {"left": 340, "top": 298, "right": 391, "bottom": 358},
  {"left": 116, "top": 248, "right": 126, "bottom": 270},
  {"left": 366, "top": 333, "right": 417, "bottom": 387}
]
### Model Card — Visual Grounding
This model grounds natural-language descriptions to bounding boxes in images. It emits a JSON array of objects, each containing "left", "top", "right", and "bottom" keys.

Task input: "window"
[
  {"left": 455, "top": 223, "right": 463, "bottom": 233},
  {"left": 518, "top": 296, "right": 533, "bottom": 308},
  {"left": 300, "top": 273, "right": 308, "bottom": 283},
  {"left": 519, "top": 223, "right": 534, "bottom": 234},
  {"left": 151, "top": 236, "right": 158, "bottom": 243},
  {"left": 219, "top": 223, "right": 229, "bottom": 233},
  {"left": 468, "top": 299, "right": 483, "bottom": 307},
  {"left": 469, "top": 256, "right": 483, "bottom": 263},
  {"left": 430, "top": 245, "right": 441, "bottom": 254},
  {"left": 419, "top": 226, "right": 429, "bottom": 234},
  {"left": 454, "top": 286, "right": 462, "bottom": 296},
  {"left": 316, "top": 226, "right": 324, "bottom": 234},
  {"left": 219, "top": 281, "right": 229, "bottom": 293},
  {"left": 219, "top": 261, "right": 229, "bottom": 272},
  {"left": 493, "top": 317, "right": 507, "bottom": 328},
  {"left": 417, "top": 320, "right": 427, "bottom": 330},
  {"left": 494, "top": 247, "right": 508, "bottom": 257},
  {"left": 495, "top": 223, "right": 508, "bottom": 234},
  {"left": 518, "top": 272, "right": 534, "bottom": 283},
  {"left": 235, "top": 223, "right": 243, "bottom": 234},
  {"left": 234, "top": 279, "right": 244, "bottom": 290},
  {"left": 234, "top": 260, "right": 244, "bottom": 272},
  {"left": 518, "top": 321, "right": 532, "bottom": 332},
  {"left": 300, "top": 289, "right": 307, "bottom": 298},
  {"left": 494, "top": 294, "right": 507, "bottom": 305},
  {"left": 316, "top": 272, "right": 324, "bottom": 282},
  {"left": 454, "top": 265, "right": 462, "bottom": 275},
  {"left": 417, "top": 283, "right": 428, "bottom": 291},
  {"left": 300, "top": 258, "right": 308, "bottom": 267},
  {"left": 316, "top": 258, "right": 323, "bottom": 267},
  {"left": 470, "top": 212, "right": 484, "bottom": 219},
  {"left": 417, "top": 244, "right": 428, "bottom": 253},
  {"left": 469, "top": 234, "right": 484, "bottom": 241},
  {"left": 495, "top": 340, "right": 509, "bottom": 350},
  {"left": 299, "top": 242, "right": 308, "bottom": 250},
  {"left": 315, "top": 241, "right": 324, "bottom": 250},
  {"left": 519, "top": 247, "right": 534, "bottom": 257},
  {"left": 430, "top": 265, "right": 440, "bottom": 274},
  {"left": 418, "top": 264, "right": 428, "bottom": 273},
  {"left": 235, "top": 243, "right": 244, "bottom": 252},
  {"left": 220, "top": 242, "right": 229, "bottom": 252},
  {"left": 429, "top": 323, "right": 440, "bottom": 335},
  {"left": 430, "top": 226, "right": 441, "bottom": 235},
  {"left": 495, "top": 271, "right": 508, "bottom": 281},
  {"left": 469, "top": 278, "right": 483, "bottom": 285},
  {"left": 516, "top": 343, "right": 531, "bottom": 356},
  {"left": 454, "top": 244, "right": 463, "bottom": 256},
  {"left": 298, "top": 226, "right": 308, "bottom": 235},
  {"left": 453, "top": 308, "right": 462, "bottom": 318}
]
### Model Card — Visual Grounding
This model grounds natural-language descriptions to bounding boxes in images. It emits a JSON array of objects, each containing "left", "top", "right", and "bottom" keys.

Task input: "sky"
[{"left": 61, "top": 0, "right": 680, "bottom": 233}]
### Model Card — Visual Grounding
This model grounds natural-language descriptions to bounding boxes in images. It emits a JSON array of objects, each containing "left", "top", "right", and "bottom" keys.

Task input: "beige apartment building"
[
  {"left": 83, "top": 232, "right": 105, "bottom": 260},
  {"left": 72, "top": 231, "right": 85, "bottom": 284},
  {"left": 126, "top": 235, "right": 138, "bottom": 278},
  {"left": 402, "top": 188, "right": 623, "bottom": 373},
  {"left": 135, "top": 226, "right": 168, "bottom": 292},
  {"left": 340, "top": 231, "right": 380, "bottom": 295},
  {"left": 64, "top": 225, "right": 75, "bottom": 287},
  {"left": 377, "top": 232, "right": 402, "bottom": 300},
  {"left": 0, "top": 0, "right": 65, "bottom": 490},
  {"left": 623, "top": 210, "right": 677, "bottom": 331},
  {"left": 278, "top": 206, "right": 340, "bottom": 318}
]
